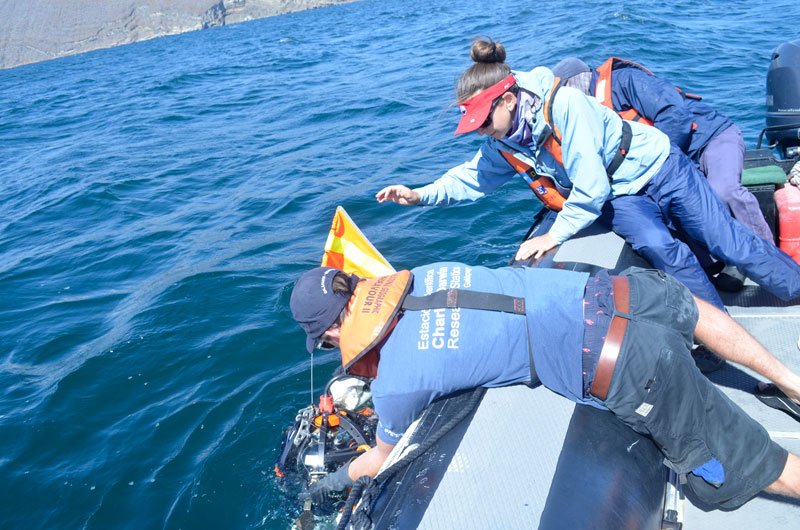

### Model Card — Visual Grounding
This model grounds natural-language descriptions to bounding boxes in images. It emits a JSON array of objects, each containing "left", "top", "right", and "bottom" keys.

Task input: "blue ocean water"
[{"left": 0, "top": 0, "right": 797, "bottom": 528}]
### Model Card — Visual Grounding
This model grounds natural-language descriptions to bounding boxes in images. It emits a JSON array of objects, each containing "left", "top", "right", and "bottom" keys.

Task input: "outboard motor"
[{"left": 766, "top": 38, "right": 800, "bottom": 159}]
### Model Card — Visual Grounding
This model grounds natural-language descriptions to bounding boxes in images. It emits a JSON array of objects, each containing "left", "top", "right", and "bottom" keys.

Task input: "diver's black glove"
[{"left": 300, "top": 464, "right": 354, "bottom": 504}]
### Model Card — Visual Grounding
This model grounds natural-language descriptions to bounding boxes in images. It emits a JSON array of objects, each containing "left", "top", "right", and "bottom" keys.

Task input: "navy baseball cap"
[
  {"left": 290, "top": 267, "right": 356, "bottom": 352},
  {"left": 551, "top": 57, "right": 591, "bottom": 80}
]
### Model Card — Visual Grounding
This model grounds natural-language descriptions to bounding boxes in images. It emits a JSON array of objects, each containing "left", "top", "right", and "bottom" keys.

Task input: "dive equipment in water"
[{"left": 276, "top": 375, "right": 378, "bottom": 514}]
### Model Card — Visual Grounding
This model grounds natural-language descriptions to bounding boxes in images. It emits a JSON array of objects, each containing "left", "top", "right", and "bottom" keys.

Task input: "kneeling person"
[{"left": 290, "top": 263, "right": 800, "bottom": 509}]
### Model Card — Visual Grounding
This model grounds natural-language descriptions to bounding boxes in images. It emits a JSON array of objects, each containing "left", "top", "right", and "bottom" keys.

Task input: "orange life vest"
[
  {"left": 499, "top": 76, "right": 570, "bottom": 211},
  {"left": 595, "top": 57, "right": 655, "bottom": 126},
  {"left": 595, "top": 57, "right": 701, "bottom": 129},
  {"left": 501, "top": 72, "right": 636, "bottom": 211},
  {"left": 499, "top": 150, "right": 566, "bottom": 211},
  {"left": 339, "top": 270, "right": 541, "bottom": 382},
  {"left": 339, "top": 270, "right": 413, "bottom": 377}
]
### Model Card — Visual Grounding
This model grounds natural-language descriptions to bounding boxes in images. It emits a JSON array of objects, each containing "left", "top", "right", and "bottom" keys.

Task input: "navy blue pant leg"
[
  {"left": 645, "top": 148, "right": 800, "bottom": 301},
  {"left": 602, "top": 195, "right": 726, "bottom": 309}
]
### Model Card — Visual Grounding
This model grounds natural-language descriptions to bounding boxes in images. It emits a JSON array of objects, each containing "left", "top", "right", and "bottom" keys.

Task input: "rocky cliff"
[{"left": 0, "top": 0, "right": 357, "bottom": 69}]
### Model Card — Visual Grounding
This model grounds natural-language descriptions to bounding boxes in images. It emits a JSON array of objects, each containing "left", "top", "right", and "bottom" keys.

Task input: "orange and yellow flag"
[{"left": 321, "top": 207, "right": 395, "bottom": 278}]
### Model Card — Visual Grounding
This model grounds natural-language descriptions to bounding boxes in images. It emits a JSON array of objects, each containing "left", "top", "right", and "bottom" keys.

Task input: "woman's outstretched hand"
[
  {"left": 375, "top": 185, "right": 421, "bottom": 206},
  {"left": 515, "top": 233, "right": 558, "bottom": 261}
]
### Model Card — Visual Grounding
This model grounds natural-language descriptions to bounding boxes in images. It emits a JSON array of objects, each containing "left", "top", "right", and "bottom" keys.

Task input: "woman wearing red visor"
[{"left": 376, "top": 39, "right": 800, "bottom": 306}]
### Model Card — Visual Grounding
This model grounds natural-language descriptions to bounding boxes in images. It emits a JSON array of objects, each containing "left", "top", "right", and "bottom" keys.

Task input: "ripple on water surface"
[{"left": 0, "top": 0, "right": 798, "bottom": 528}]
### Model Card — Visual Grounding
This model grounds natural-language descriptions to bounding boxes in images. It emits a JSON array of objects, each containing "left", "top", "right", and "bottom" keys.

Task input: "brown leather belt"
[{"left": 589, "top": 275, "right": 631, "bottom": 401}]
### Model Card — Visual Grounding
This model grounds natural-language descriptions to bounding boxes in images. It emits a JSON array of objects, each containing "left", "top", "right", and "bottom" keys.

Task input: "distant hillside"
[{"left": 0, "top": 0, "right": 357, "bottom": 70}]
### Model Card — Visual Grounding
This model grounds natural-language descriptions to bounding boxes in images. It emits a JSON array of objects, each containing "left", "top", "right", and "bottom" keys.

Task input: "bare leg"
[
  {"left": 765, "top": 453, "right": 800, "bottom": 498},
  {"left": 691, "top": 296, "right": 800, "bottom": 500},
  {"left": 692, "top": 296, "right": 800, "bottom": 403}
]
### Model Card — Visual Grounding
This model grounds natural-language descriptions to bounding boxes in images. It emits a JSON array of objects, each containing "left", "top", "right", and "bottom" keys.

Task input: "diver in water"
[
  {"left": 375, "top": 39, "right": 800, "bottom": 311},
  {"left": 551, "top": 55, "right": 772, "bottom": 290},
  {"left": 289, "top": 263, "right": 800, "bottom": 510}
]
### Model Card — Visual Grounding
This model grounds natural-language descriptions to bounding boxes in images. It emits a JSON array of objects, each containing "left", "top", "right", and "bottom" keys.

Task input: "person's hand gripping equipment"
[{"left": 299, "top": 464, "right": 354, "bottom": 505}]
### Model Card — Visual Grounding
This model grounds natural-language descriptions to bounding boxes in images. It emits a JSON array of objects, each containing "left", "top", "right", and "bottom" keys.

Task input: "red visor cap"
[{"left": 454, "top": 74, "right": 517, "bottom": 135}]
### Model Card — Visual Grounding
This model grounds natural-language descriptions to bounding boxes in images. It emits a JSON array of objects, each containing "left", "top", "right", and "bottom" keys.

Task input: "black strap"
[
  {"left": 402, "top": 289, "right": 525, "bottom": 314},
  {"left": 524, "top": 324, "right": 540, "bottom": 387},
  {"left": 401, "top": 290, "right": 539, "bottom": 385},
  {"left": 605, "top": 120, "right": 632, "bottom": 181}
]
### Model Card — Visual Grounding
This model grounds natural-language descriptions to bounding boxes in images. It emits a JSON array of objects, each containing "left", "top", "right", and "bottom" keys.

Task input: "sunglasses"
[
  {"left": 315, "top": 337, "right": 337, "bottom": 351},
  {"left": 480, "top": 97, "right": 502, "bottom": 129}
]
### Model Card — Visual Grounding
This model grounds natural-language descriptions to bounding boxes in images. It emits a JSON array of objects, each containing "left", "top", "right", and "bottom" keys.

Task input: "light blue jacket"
[{"left": 416, "top": 67, "right": 670, "bottom": 243}]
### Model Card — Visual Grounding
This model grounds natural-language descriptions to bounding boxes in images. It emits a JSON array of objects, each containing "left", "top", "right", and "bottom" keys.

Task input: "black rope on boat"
[
  {"left": 335, "top": 476, "right": 373, "bottom": 530},
  {"left": 338, "top": 387, "right": 486, "bottom": 529}
]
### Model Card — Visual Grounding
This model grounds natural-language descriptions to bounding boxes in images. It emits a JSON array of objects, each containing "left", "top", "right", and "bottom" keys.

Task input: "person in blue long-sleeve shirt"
[{"left": 376, "top": 39, "right": 800, "bottom": 309}]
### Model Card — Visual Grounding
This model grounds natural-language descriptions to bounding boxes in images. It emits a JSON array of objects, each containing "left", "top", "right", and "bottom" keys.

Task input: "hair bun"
[{"left": 470, "top": 38, "right": 507, "bottom": 64}]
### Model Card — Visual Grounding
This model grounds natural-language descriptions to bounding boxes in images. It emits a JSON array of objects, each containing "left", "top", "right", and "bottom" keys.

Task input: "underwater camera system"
[
  {"left": 275, "top": 374, "right": 377, "bottom": 513},
  {"left": 766, "top": 38, "right": 800, "bottom": 160}
]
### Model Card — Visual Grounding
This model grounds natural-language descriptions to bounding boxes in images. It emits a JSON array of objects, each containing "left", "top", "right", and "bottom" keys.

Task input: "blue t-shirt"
[{"left": 370, "top": 262, "right": 589, "bottom": 444}]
